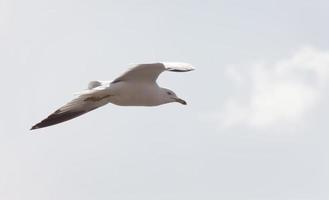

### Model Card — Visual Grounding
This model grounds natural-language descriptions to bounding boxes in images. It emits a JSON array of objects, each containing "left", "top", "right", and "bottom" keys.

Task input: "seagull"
[{"left": 30, "top": 62, "right": 194, "bottom": 130}]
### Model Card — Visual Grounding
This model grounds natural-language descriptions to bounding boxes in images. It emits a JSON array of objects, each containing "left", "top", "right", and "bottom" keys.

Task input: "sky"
[{"left": 1, "top": 0, "right": 329, "bottom": 199}]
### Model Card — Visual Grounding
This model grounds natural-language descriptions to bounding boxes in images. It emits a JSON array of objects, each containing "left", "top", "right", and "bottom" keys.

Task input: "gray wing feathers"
[
  {"left": 111, "top": 63, "right": 165, "bottom": 83},
  {"left": 31, "top": 90, "right": 110, "bottom": 130},
  {"left": 111, "top": 62, "right": 194, "bottom": 84},
  {"left": 88, "top": 81, "right": 102, "bottom": 89}
]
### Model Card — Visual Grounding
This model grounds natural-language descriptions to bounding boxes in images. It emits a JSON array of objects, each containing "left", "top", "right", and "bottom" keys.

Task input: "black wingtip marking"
[
  {"left": 30, "top": 110, "right": 87, "bottom": 130},
  {"left": 30, "top": 125, "right": 39, "bottom": 130},
  {"left": 167, "top": 68, "right": 194, "bottom": 72}
]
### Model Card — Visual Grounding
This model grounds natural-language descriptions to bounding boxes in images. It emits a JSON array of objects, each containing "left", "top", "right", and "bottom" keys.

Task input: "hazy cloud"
[{"left": 218, "top": 47, "right": 329, "bottom": 127}]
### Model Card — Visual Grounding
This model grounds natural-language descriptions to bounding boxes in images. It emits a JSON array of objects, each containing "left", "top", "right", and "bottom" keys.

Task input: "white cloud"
[{"left": 218, "top": 47, "right": 329, "bottom": 128}]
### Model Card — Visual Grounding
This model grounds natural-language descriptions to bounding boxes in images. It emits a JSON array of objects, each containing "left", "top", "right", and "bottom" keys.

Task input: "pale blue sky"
[{"left": 1, "top": 0, "right": 329, "bottom": 199}]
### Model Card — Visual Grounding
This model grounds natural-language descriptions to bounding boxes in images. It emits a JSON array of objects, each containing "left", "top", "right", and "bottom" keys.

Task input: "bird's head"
[{"left": 160, "top": 88, "right": 187, "bottom": 105}]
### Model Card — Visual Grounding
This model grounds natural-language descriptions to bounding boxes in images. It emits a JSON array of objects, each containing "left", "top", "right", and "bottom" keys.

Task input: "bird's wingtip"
[
  {"left": 30, "top": 125, "right": 40, "bottom": 130},
  {"left": 162, "top": 62, "right": 195, "bottom": 72}
]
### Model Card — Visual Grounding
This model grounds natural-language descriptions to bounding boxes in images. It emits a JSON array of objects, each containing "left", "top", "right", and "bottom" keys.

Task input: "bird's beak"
[{"left": 174, "top": 97, "right": 187, "bottom": 105}]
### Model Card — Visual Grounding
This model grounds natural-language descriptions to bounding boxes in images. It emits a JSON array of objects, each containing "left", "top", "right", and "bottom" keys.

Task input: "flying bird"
[{"left": 31, "top": 62, "right": 194, "bottom": 130}]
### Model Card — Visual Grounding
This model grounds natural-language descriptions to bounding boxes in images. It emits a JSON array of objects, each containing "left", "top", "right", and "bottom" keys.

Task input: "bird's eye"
[{"left": 167, "top": 91, "right": 172, "bottom": 95}]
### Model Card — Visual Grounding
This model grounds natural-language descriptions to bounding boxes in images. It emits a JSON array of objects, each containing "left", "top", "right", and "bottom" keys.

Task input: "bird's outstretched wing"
[
  {"left": 31, "top": 86, "right": 111, "bottom": 130},
  {"left": 111, "top": 62, "right": 194, "bottom": 84}
]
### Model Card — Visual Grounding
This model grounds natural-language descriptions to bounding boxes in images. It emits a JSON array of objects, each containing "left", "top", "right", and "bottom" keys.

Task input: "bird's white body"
[
  {"left": 31, "top": 62, "right": 194, "bottom": 130},
  {"left": 108, "top": 81, "right": 164, "bottom": 106}
]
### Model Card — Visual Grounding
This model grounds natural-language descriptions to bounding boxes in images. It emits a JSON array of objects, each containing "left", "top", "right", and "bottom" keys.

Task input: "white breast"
[{"left": 108, "top": 82, "right": 162, "bottom": 106}]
